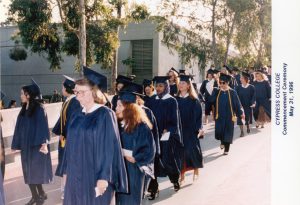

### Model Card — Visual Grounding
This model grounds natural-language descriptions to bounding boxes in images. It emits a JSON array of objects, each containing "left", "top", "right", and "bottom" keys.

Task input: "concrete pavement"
[{"left": 3, "top": 121, "right": 271, "bottom": 205}]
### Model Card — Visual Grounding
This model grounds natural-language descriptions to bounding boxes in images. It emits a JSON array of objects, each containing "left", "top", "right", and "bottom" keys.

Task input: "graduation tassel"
[
  {"left": 215, "top": 90, "right": 221, "bottom": 120},
  {"left": 228, "top": 90, "right": 237, "bottom": 122}
]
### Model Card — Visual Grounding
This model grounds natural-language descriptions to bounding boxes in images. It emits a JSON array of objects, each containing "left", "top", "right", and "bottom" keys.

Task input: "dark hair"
[
  {"left": 9, "top": 100, "right": 16, "bottom": 107},
  {"left": 20, "top": 86, "right": 41, "bottom": 117},
  {"left": 65, "top": 86, "right": 74, "bottom": 94}
]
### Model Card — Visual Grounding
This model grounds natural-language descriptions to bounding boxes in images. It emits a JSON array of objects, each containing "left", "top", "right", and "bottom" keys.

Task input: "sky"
[{"left": 0, "top": 0, "right": 162, "bottom": 23}]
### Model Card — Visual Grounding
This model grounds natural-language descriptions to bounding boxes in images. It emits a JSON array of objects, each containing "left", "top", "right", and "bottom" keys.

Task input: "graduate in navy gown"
[
  {"left": 112, "top": 75, "right": 135, "bottom": 111},
  {"left": 52, "top": 75, "right": 81, "bottom": 200},
  {"left": 146, "top": 76, "right": 184, "bottom": 196},
  {"left": 252, "top": 70, "right": 271, "bottom": 128},
  {"left": 63, "top": 67, "right": 128, "bottom": 205},
  {"left": 200, "top": 69, "right": 218, "bottom": 124},
  {"left": 142, "top": 79, "right": 156, "bottom": 108},
  {"left": 236, "top": 72, "right": 256, "bottom": 136},
  {"left": 213, "top": 73, "right": 244, "bottom": 155},
  {"left": 11, "top": 79, "right": 53, "bottom": 205},
  {"left": 121, "top": 81, "right": 161, "bottom": 199},
  {"left": 232, "top": 67, "right": 241, "bottom": 85},
  {"left": 176, "top": 75, "right": 204, "bottom": 183},
  {"left": 167, "top": 67, "right": 179, "bottom": 97},
  {"left": 115, "top": 89, "right": 156, "bottom": 205}
]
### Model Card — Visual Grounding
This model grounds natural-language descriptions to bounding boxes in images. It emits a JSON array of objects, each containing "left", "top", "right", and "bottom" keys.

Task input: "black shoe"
[
  {"left": 35, "top": 198, "right": 44, "bottom": 205},
  {"left": 147, "top": 190, "right": 159, "bottom": 200},
  {"left": 247, "top": 127, "right": 250, "bottom": 133},
  {"left": 25, "top": 198, "right": 36, "bottom": 205},
  {"left": 173, "top": 182, "right": 180, "bottom": 192},
  {"left": 39, "top": 193, "right": 47, "bottom": 200},
  {"left": 240, "top": 132, "right": 245, "bottom": 137}
]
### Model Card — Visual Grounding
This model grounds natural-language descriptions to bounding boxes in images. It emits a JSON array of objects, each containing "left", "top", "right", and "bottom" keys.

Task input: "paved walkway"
[{"left": 4, "top": 121, "right": 271, "bottom": 205}]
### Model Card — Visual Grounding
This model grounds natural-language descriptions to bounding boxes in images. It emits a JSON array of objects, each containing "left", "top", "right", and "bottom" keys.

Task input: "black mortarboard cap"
[
  {"left": 213, "top": 69, "right": 220, "bottom": 74},
  {"left": 116, "top": 75, "right": 134, "bottom": 84},
  {"left": 179, "top": 74, "right": 194, "bottom": 82},
  {"left": 63, "top": 75, "right": 76, "bottom": 90},
  {"left": 207, "top": 69, "right": 214, "bottom": 75},
  {"left": 179, "top": 69, "right": 186, "bottom": 75},
  {"left": 241, "top": 71, "right": 251, "bottom": 79},
  {"left": 169, "top": 67, "right": 179, "bottom": 75},
  {"left": 25, "top": 78, "right": 42, "bottom": 99},
  {"left": 119, "top": 81, "right": 144, "bottom": 103},
  {"left": 143, "top": 79, "right": 153, "bottom": 87},
  {"left": 83, "top": 66, "right": 108, "bottom": 92},
  {"left": 153, "top": 76, "right": 170, "bottom": 84},
  {"left": 219, "top": 73, "right": 232, "bottom": 83}
]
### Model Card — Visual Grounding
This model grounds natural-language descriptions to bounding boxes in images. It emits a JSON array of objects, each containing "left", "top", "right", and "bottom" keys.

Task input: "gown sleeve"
[
  {"left": 31, "top": 106, "right": 50, "bottom": 146},
  {"left": 166, "top": 98, "right": 182, "bottom": 143},
  {"left": 232, "top": 90, "right": 244, "bottom": 117},
  {"left": 251, "top": 85, "right": 256, "bottom": 106},
  {"left": 95, "top": 109, "right": 128, "bottom": 193},
  {"left": 11, "top": 114, "right": 22, "bottom": 150},
  {"left": 194, "top": 99, "right": 203, "bottom": 131},
  {"left": 132, "top": 123, "right": 155, "bottom": 168}
]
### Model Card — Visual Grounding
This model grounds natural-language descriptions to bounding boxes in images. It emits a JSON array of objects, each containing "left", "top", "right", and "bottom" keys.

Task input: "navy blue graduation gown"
[
  {"left": 63, "top": 106, "right": 128, "bottom": 205},
  {"left": 11, "top": 105, "right": 53, "bottom": 184},
  {"left": 143, "top": 95, "right": 156, "bottom": 109},
  {"left": 176, "top": 96, "right": 203, "bottom": 169},
  {"left": 112, "top": 95, "right": 119, "bottom": 111},
  {"left": 116, "top": 123, "right": 155, "bottom": 205},
  {"left": 147, "top": 94, "right": 183, "bottom": 177},
  {"left": 235, "top": 74, "right": 241, "bottom": 85},
  {"left": 169, "top": 84, "right": 178, "bottom": 96},
  {"left": 236, "top": 85, "right": 256, "bottom": 125},
  {"left": 213, "top": 88, "right": 243, "bottom": 143},
  {"left": 0, "top": 120, "right": 5, "bottom": 178},
  {"left": 252, "top": 80, "right": 271, "bottom": 120},
  {"left": 52, "top": 97, "right": 81, "bottom": 177}
]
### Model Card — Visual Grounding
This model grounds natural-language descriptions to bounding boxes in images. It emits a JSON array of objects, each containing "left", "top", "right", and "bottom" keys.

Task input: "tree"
[{"left": 7, "top": 0, "right": 149, "bottom": 91}]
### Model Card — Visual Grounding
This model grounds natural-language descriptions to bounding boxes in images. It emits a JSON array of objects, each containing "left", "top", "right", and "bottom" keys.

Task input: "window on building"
[{"left": 131, "top": 40, "right": 153, "bottom": 83}]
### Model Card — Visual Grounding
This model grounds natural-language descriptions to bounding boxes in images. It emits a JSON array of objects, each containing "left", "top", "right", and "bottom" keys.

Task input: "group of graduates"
[{"left": 6, "top": 63, "right": 271, "bottom": 205}]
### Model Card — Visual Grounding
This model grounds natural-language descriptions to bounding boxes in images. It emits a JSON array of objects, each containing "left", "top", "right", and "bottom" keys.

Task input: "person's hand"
[
  {"left": 59, "top": 135, "right": 64, "bottom": 141},
  {"left": 39, "top": 143, "right": 48, "bottom": 154},
  {"left": 97, "top": 180, "right": 108, "bottom": 196},
  {"left": 250, "top": 104, "right": 255, "bottom": 108},
  {"left": 163, "top": 129, "right": 167, "bottom": 134},
  {"left": 125, "top": 156, "right": 136, "bottom": 163},
  {"left": 198, "top": 129, "right": 204, "bottom": 138}
]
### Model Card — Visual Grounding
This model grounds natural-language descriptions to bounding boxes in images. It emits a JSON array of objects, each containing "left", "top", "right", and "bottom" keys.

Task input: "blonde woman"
[
  {"left": 176, "top": 75, "right": 204, "bottom": 183},
  {"left": 252, "top": 70, "right": 271, "bottom": 128}
]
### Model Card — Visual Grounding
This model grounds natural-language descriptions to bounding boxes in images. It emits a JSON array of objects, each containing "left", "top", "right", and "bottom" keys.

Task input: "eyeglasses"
[
  {"left": 73, "top": 89, "right": 91, "bottom": 96},
  {"left": 219, "top": 81, "right": 227, "bottom": 85}
]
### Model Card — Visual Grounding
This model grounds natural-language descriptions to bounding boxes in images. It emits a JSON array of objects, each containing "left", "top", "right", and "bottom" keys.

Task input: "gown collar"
[
  {"left": 66, "top": 94, "right": 76, "bottom": 102},
  {"left": 82, "top": 103, "right": 102, "bottom": 114},
  {"left": 179, "top": 93, "right": 189, "bottom": 98},
  {"left": 155, "top": 93, "right": 172, "bottom": 100}
]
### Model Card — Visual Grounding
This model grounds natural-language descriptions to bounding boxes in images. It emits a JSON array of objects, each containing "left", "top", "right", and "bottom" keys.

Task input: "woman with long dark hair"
[
  {"left": 52, "top": 75, "right": 81, "bottom": 200},
  {"left": 11, "top": 79, "right": 53, "bottom": 205},
  {"left": 176, "top": 75, "right": 204, "bottom": 183},
  {"left": 63, "top": 67, "right": 128, "bottom": 205},
  {"left": 115, "top": 89, "right": 156, "bottom": 205}
]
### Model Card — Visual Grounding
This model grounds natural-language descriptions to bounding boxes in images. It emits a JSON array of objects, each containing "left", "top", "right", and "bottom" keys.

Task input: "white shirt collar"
[
  {"left": 82, "top": 103, "right": 102, "bottom": 114},
  {"left": 66, "top": 94, "right": 76, "bottom": 102},
  {"left": 179, "top": 93, "right": 189, "bottom": 98},
  {"left": 241, "top": 84, "right": 249, "bottom": 88},
  {"left": 155, "top": 93, "right": 172, "bottom": 100}
]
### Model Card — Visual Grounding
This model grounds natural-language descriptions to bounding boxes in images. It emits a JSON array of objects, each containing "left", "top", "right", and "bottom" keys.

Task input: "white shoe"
[{"left": 61, "top": 191, "right": 64, "bottom": 200}]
